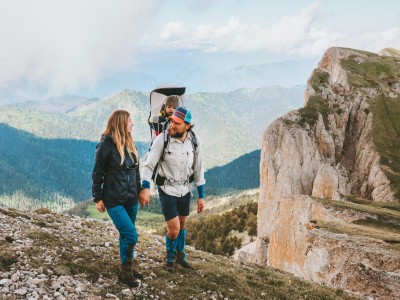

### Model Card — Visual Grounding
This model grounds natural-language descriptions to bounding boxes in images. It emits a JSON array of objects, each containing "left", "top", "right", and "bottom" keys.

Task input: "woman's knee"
[{"left": 119, "top": 224, "right": 138, "bottom": 244}]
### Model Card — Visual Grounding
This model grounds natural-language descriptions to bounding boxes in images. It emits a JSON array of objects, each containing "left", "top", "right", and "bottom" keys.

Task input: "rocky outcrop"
[
  {"left": 254, "top": 195, "right": 400, "bottom": 299},
  {"left": 250, "top": 47, "right": 400, "bottom": 299}
]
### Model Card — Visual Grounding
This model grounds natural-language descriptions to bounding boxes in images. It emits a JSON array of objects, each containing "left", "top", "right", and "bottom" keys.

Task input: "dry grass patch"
[
  {"left": 314, "top": 197, "right": 400, "bottom": 250},
  {"left": 316, "top": 198, "right": 400, "bottom": 221},
  {"left": 0, "top": 244, "right": 17, "bottom": 271}
]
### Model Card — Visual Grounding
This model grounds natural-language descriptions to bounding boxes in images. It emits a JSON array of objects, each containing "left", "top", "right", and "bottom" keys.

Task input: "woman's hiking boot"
[
  {"left": 163, "top": 261, "right": 176, "bottom": 272},
  {"left": 119, "top": 262, "right": 139, "bottom": 287},
  {"left": 132, "top": 268, "right": 144, "bottom": 279},
  {"left": 176, "top": 252, "right": 190, "bottom": 268}
]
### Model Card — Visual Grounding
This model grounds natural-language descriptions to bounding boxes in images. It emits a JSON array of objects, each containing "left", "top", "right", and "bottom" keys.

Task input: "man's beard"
[{"left": 170, "top": 131, "right": 185, "bottom": 138}]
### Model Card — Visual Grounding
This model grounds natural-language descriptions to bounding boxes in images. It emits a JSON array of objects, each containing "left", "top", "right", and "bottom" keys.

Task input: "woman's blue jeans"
[{"left": 107, "top": 203, "right": 139, "bottom": 264}]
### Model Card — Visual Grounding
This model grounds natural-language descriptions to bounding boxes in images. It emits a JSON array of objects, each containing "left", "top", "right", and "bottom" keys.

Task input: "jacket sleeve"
[{"left": 92, "top": 141, "right": 108, "bottom": 202}]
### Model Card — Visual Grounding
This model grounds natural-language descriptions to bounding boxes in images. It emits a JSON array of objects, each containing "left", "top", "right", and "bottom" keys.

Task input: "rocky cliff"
[{"left": 251, "top": 47, "right": 400, "bottom": 299}]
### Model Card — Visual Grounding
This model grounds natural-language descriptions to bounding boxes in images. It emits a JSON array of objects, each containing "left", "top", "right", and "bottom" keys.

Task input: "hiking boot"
[
  {"left": 119, "top": 263, "right": 139, "bottom": 287},
  {"left": 176, "top": 252, "right": 190, "bottom": 268},
  {"left": 163, "top": 262, "right": 176, "bottom": 272},
  {"left": 132, "top": 269, "right": 144, "bottom": 280}
]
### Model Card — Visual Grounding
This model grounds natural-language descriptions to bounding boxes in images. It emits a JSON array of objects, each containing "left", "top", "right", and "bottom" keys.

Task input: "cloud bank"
[
  {"left": 159, "top": 3, "right": 400, "bottom": 56},
  {"left": 0, "top": 0, "right": 161, "bottom": 97}
]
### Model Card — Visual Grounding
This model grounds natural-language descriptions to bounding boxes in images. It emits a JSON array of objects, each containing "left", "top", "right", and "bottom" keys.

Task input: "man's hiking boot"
[
  {"left": 119, "top": 263, "right": 139, "bottom": 287},
  {"left": 132, "top": 269, "right": 144, "bottom": 279},
  {"left": 163, "top": 262, "right": 176, "bottom": 272},
  {"left": 176, "top": 252, "right": 190, "bottom": 268}
]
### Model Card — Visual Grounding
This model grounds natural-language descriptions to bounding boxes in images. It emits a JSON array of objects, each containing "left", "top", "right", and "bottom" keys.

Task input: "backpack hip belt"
[{"left": 155, "top": 175, "right": 191, "bottom": 187}]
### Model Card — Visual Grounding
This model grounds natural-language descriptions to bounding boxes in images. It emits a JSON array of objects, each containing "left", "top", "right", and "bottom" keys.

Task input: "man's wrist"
[
  {"left": 141, "top": 180, "right": 151, "bottom": 189},
  {"left": 197, "top": 185, "right": 205, "bottom": 198}
]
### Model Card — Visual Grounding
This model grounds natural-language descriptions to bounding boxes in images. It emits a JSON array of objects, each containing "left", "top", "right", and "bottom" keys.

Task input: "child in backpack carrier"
[{"left": 151, "top": 95, "right": 179, "bottom": 136}]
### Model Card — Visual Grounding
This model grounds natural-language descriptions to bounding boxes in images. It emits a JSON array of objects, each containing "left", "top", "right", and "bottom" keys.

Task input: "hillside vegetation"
[
  {"left": 2, "top": 86, "right": 304, "bottom": 169},
  {"left": 0, "top": 124, "right": 147, "bottom": 210},
  {"left": 187, "top": 202, "right": 258, "bottom": 256},
  {"left": 69, "top": 190, "right": 260, "bottom": 256},
  {"left": 0, "top": 123, "right": 260, "bottom": 211},
  {"left": 205, "top": 150, "right": 260, "bottom": 196},
  {"left": 0, "top": 207, "right": 358, "bottom": 300},
  {"left": 340, "top": 53, "right": 400, "bottom": 199}
]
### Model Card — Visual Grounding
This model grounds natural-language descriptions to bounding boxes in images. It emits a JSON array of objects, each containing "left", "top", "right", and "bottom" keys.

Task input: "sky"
[{"left": 0, "top": 0, "right": 399, "bottom": 102}]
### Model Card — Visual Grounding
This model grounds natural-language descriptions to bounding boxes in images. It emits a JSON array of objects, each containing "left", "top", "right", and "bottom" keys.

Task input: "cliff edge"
[{"left": 251, "top": 47, "right": 400, "bottom": 300}]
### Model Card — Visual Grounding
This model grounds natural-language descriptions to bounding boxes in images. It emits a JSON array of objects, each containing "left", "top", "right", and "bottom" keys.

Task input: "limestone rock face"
[
  {"left": 254, "top": 195, "right": 400, "bottom": 299},
  {"left": 251, "top": 47, "right": 400, "bottom": 299}
]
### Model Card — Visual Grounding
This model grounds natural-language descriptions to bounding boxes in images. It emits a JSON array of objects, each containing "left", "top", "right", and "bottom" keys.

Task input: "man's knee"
[{"left": 168, "top": 229, "right": 179, "bottom": 240}]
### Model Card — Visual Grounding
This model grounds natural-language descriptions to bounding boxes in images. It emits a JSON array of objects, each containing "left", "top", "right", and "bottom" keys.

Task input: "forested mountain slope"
[
  {"left": 0, "top": 124, "right": 147, "bottom": 210},
  {"left": 2, "top": 86, "right": 304, "bottom": 169}
]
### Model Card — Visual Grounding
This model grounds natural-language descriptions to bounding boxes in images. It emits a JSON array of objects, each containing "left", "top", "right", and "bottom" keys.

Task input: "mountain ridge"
[{"left": 1, "top": 85, "right": 305, "bottom": 169}]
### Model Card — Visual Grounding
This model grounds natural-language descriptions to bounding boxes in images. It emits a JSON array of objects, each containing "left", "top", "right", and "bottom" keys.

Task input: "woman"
[{"left": 92, "top": 110, "right": 142, "bottom": 287}]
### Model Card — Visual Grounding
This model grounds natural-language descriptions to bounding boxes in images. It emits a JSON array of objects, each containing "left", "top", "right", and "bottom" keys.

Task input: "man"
[{"left": 139, "top": 106, "right": 205, "bottom": 272}]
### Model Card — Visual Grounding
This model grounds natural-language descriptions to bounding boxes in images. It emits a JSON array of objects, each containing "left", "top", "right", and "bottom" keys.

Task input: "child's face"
[{"left": 165, "top": 105, "right": 175, "bottom": 116}]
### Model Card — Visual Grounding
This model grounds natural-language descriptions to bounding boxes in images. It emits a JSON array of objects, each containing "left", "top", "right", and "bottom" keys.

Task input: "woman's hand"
[
  {"left": 139, "top": 189, "right": 151, "bottom": 207},
  {"left": 96, "top": 200, "right": 106, "bottom": 213}
]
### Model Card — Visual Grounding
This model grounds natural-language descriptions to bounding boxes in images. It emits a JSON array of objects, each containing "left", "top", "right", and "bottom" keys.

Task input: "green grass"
[
  {"left": 298, "top": 95, "right": 331, "bottom": 129},
  {"left": 340, "top": 52, "right": 400, "bottom": 199},
  {"left": 310, "top": 69, "right": 330, "bottom": 93},
  {"left": 316, "top": 197, "right": 400, "bottom": 220},
  {"left": 296, "top": 68, "right": 332, "bottom": 130},
  {"left": 86, "top": 203, "right": 111, "bottom": 221},
  {"left": 345, "top": 195, "right": 400, "bottom": 212},
  {"left": 368, "top": 95, "right": 400, "bottom": 199},
  {"left": 341, "top": 54, "right": 400, "bottom": 88},
  {"left": 314, "top": 197, "right": 400, "bottom": 249},
  {"left": 86, "top": 203, "right": 165, "bottom": 231},
  {"left": 136, "top": 210, "right": 165, "bottom": 231}
]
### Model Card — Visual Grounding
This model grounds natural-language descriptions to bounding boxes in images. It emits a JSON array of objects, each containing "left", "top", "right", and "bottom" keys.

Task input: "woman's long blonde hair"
[{"left": 102, "top": 110, "right": 138, "bottom": 165}]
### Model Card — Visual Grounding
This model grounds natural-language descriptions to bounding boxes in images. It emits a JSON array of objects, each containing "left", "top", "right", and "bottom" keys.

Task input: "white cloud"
[
  {"left": 160, "top": 21, "right": 189, "bottom": 39},
  {"left": 156, "top": 3, "right": 400, "bottom": 56},
  {"left": 0, "top": 0, "right": 161, "bottom": 96}
]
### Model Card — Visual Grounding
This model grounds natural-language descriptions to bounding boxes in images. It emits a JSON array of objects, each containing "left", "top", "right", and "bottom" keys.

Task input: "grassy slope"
[
  {"left": 0, "top": 207, "right": 358, "bottom": 300},
  {"left": 86, "top": 203, "right": 165, "bottom": 231},
  {"left": 315, "top": 197, "right": 400, "bottom": 251},
  {"left": 340, "top": 53, "right": 400, "bottom": 199}
]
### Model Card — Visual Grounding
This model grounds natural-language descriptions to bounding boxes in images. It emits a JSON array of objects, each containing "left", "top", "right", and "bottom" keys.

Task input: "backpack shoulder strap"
[
  {"left": 152, "top": 132, "right": 170, "bottom": 183},
  {"left": 189, "top": 130, "right": 198, "bottom": 151},
  {"left": 160, "top": 131, "right": 170, "bottom": 161}
]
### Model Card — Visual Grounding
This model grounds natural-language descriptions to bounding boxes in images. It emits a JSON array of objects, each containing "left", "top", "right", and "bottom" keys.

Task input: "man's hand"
[
  {"left": 96, "top": 200, "right": 105, "bottom": 213},
  {"left": 139, "top": 188, "right": 151, "bottom": 207},
  {"left": 197, "top": 198, "right": 205, "bottom": 213}
]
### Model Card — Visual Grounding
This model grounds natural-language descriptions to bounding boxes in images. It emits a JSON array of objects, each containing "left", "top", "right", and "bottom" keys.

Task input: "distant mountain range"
[
  {"left": 0, "top": 56, "right": 318, "bottom": 105},
  {"left": 0, "top": 86, "right": 305, "bottom": 168},
  {"left": 125, "top": 60, "right": 316, "bottom": 93},
  {"left": 0, "top": 123, "right": 259, "bottom": 210}
]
